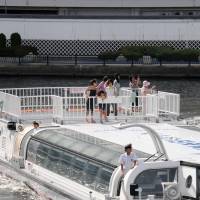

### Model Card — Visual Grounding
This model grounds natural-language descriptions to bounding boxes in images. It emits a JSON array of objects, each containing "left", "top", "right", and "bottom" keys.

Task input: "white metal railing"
[
  {"left": 121, "top": 88, "right": 180, "bottom": 117},
  {"left": 0, "top": 87, "right": 180, "bottom": 122},
  {"left": 20, "top": 95, "right": 53, "bottom": 119},
  {"left": 0, "top": 92, "right": 21, "bottom": 118},
  {"left": 51, "top": 95, "right": 159, "bottom": 122},
  {"left": 52, "top": 95, "right": 63, "bottom": 119},
  {"left": 0, "top": 87, "right": 87, "bottom": 98},
  {"left": 158, "top": 91, "right": 180, "bottom": 116},
  {"left": 120, "top": 87, "right": 141, "bottom": 96}
]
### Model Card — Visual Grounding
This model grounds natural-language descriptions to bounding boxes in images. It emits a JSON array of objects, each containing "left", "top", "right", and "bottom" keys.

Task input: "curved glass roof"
[{"left": 33, "top": 128, "right": 150, "bottom": 167}]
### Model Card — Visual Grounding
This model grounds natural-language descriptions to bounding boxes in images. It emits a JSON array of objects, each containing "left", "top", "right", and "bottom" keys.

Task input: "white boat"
[{"left": 0, "top": 86, "right": 199, "bottom": 200}]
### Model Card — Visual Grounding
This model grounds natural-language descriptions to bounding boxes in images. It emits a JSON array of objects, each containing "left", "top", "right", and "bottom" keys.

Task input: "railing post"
[
  {"left": 46, "top": 54, "right": 49, "bottom": 66},
  {"left": 74, "top": 54, "right": 78, "bottom": 66},
  {"left": 18, "top": 57, "right": 21, "bottom": 65}
]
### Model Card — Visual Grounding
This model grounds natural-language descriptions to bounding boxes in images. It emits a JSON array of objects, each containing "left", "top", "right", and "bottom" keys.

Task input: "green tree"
[
  {"left": 120, "top": 46, "right": 143, "bottom": 66},
  {"left": 10, "top": 32, "right": 21, "bottom": 47},
  {"left": 153, "top": 47, "right": 175, "bottom": 66},
  {"left": 177, "top": 49, "right": 200, "bottom": 67},
  {"left": 98, "top": 51, "right": 119, "bottom": 66},
  {"left": 14, "top": 47, "right": 28, "bottom": 57},
  {"left": 0, "top": 33, "right": 6, "bottom": 48}
]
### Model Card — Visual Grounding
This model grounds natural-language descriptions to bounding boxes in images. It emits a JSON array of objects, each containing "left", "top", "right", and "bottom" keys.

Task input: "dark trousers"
[{"left": 107, "top": 103, "right": 118, "bottom": 116}]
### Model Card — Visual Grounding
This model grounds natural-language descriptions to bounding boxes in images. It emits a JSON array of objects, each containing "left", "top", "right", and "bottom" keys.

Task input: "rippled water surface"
[
  {"left": 0, "top": 75, "right": 199, "bottom": 199},
  {"left": 0, "top": 173, "right": 42, "bottom": 200}
]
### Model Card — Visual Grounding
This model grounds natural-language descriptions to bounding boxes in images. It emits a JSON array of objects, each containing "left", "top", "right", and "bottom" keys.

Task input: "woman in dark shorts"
[
  {"left": 85, "top": 79, "right": 97, "bottom": 123},
  {"left": 97, "top": 90, "right": 108, "bottom": 123},
  {"left": 129, "top": 75, "right": 141, "bottom": 111}
]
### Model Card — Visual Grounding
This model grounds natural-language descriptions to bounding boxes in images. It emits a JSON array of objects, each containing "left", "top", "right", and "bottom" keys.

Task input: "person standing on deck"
[
  {"left": 97, "top": 90, "right": 108, "bottom": 123},
  {"left": 97, "top": 76, "right": 108, "bottom": 92},
  {"left": 113, "top": 73, "right": 120, "bottom": 96},
  {"left": 141, "top": 80, "right": 151, "bottom": 96},
  {"left": 129, "top": 75, "right": 141, "bottom": 111},
  {"left": 105, "top": 79, "right": 117, "bottom": 117},
  {"left": 85, "top": 79, "right": 97, "bottom": 123},
  {"left": 119, "top": 144, "right": 138, "bottom": 177},
  {"left": 113, "top": 73, "right": 120, "bottom": 117}
]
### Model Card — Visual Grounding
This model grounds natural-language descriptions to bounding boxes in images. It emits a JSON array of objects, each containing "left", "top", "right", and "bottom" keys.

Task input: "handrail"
[
  {"left": 0, "top": 87, "right": 180, "bottom": 122},
  {"left": 153, "top": 153, "right": 165, "bottom": 161},
  {"left": 116, "top": 123, "right": 169, "bottom": 161},
  {"left": 144, "top": 152, "right": 157, "bottom": 162}
]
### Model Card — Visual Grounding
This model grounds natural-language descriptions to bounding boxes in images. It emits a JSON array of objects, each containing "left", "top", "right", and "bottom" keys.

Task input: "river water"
[
  {"left": 0, "top": 75, "right": 199, "bottom": 199},
  {"left": 0, "top": 173, "right": 42, "bottom": 200}
]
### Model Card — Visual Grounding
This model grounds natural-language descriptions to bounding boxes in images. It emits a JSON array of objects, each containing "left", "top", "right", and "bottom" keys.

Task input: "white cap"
[{"left": 143, "top": 80, "right": 150, "bottom": 87}]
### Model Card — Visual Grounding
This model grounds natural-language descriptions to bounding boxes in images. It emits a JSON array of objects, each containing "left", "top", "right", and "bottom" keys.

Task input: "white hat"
[{"left": 143, "top": 80, "right": 150, "bottom": 87}]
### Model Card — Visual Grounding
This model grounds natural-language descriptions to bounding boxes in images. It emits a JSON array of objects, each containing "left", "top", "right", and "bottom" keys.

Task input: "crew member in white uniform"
[
  {"left": 119, "top": 143, "right": 138, "bottom": 176},
  {"left": 32, "top": 121, "right": 40, "bottom": 134}
]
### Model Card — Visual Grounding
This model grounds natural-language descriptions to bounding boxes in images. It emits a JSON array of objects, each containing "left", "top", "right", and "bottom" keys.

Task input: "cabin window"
[
  {"left": 58, "top": 153, "right": 73, "bottom": 176},
  {"left": 134, "top": 168, "right": 177, "bottom": 198},
  {"left": 26, "top": 139, "right": 114, "bottom": 194},
  {"left": 36, "top": 143, "right": 50, "bottom": 167},
  {"left": 26, "top": 140, "right": 40, "bottom": 163},
  {"left": 96, "top": 168, "right": 113, "bottom": 193},
  {"left": 47, "top": 148, "right": 62, "bottom": 172}
]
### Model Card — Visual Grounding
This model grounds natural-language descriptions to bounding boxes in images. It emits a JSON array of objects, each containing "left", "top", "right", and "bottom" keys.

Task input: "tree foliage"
[
  {"left": 10, "top": 32, "right": 21, "bottom": 47},
  {"left": 119, "top": 46, "right": 200, "bottom": 66},
  {"left": 120, "top": 46, "right": 143, "bottom": 66},
  {"left": 0, "top": 33, "right": 6, "bottom": 48},
  {"left": 98, "top": 51, "right": 119, "bottom": 66}
]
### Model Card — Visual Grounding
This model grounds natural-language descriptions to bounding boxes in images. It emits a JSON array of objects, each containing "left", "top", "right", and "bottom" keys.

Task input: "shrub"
[
  {"left": 0, "top": 33, "right": 6, "bottom": 48},
  {"left": 120, "top": 46, "right": 143, "bottom": 66},
  {"left": 10, "top": 32, "right": 21, "bottom": 47},
  {"left": 14, "top": 47, "right": 29, "bottom": 57},
  {"left": 98, "top": 51, "right": 119, "bottom": 66},
  {"left": 0, "top": 46, "right": 37, "bottom": 57},
  {"left": 0, "top": 48, "right": 15, "bottom": 57},
  {"left": 21, "top": 45, "right": 38, "bottom": 55},
  {"left": 177, "top": 49, "right": 200, "bottom": 66}
]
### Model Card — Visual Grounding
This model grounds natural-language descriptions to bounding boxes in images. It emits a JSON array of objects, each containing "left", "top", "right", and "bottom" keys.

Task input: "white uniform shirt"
[
  {"left": 113, "top": 80, "right": 120, "bottom": 96},
  {"left": 119, "top": 152, "right": 138, "bottom": 172},
  {"left": 33, "top": 127, "right": 39, "bottom": 135}
]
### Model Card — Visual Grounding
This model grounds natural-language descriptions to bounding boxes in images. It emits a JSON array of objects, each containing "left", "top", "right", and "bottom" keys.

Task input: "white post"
[
  {"left": 135, "top": 187, "right": 142, "bottom": 200},
  {"left": 147, "top": 195, "right": 155, "bottom": 200}
]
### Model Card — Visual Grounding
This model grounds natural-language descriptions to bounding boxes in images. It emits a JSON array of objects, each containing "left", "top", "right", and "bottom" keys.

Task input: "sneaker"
[{"left": 100, "top": 120, "right": 103, "bottom": 124}]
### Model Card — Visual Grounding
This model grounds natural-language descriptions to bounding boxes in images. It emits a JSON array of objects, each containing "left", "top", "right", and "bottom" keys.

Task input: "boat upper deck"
[{"left": 0, "top": 86, "right": 180, "bottom": 124}]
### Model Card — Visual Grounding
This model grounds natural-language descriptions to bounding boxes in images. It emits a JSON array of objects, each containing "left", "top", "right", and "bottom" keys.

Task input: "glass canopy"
[
  {"left": 26, "top": 128, "right": 150, "bottom": 193},
  {"left": 32, "top": 128, "right": 150, "bottom": 166}
]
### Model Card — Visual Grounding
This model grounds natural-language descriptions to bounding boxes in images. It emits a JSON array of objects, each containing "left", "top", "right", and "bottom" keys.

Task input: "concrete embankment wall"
[{"left": 0, "top": 64, "right": 200, "bottom": 77}]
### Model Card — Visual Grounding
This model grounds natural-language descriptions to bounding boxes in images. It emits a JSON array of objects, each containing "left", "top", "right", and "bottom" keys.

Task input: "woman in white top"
[
  {"left": 129, "top": 75, "right": 141, "bottom": 111},
  {"left": 105, "top": 79, "right": 115, "bottom": 116},
  {"left": 141, "top": 80, "right": 152, "bottom": 96},
  {"left": 113, "top": 74, "right": 120, "bottom": 117},
  {"left": 105, "top": 79, "right": 115, "bottom": 97}
]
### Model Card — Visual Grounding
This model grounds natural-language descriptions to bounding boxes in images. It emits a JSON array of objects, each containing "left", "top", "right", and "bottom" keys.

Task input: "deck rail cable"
[{"left": 144, "top": 153, "right": 157, "bottom": 162}]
